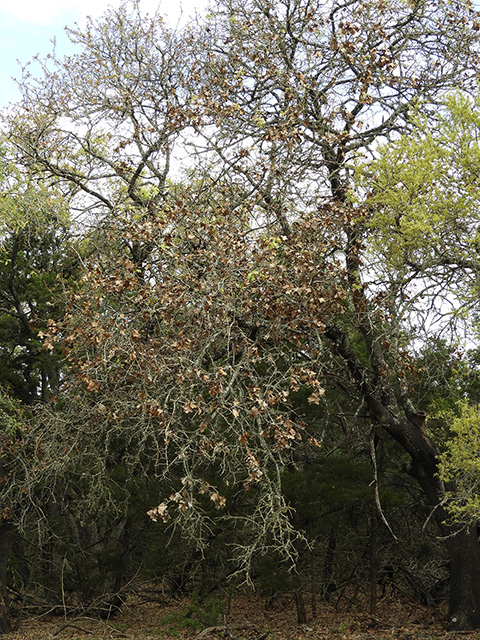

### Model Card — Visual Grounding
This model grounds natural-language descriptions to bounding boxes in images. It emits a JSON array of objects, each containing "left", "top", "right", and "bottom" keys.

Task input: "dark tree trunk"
[
  {"left": 325, "top": 322, "right": 480, "bottom": 630},
  {"left": 0, "top": 522, "right": 15, "bottom": 635},
  {"left": 294, "top": 589, "right": 307, "bottom": 624},
  {"left": 444, "top": 526, "right": 480, "bottom": 630},
  {"left": 393, "top": 424, "right": 480, "bottom": 631},
  {"left": 409, "top": 454, "right": 480, "bottom": 631}
]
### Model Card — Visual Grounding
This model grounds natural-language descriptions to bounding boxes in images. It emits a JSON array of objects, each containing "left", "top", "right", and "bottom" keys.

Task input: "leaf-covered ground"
[{"left": 5, "top": 587, "right": 479, "bottom": 640}]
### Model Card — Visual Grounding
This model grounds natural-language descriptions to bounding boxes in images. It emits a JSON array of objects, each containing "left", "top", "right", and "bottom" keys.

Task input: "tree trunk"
[
  {"left": 0, "top": 522, "right": 14, "bottom": 635},
  {"left": 369, "top": 512, "right": 378, "bottom": 616},
  {"left": 325, "top": 322, "right": 480, "bottom": 629},
  {"left": 402, "top": 435, "right": 480, "bottom": 630},
  {"left": 294, "top": 589, "right": 307, "bottom": 624},
  {"left": 369, "top": 392, "right": 480, "bottom": 629},
  {"left": 444, "top": 526, "right": 480, "bottom": 630}
]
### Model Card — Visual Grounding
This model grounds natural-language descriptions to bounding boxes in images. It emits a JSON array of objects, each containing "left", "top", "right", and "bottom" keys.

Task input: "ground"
[{"left": 3, "top": 587, "right": 479, "bottom": 640}]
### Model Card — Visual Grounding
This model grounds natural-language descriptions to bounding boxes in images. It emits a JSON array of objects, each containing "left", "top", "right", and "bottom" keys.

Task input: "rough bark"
[{"left": 294, "top": 589, "right": 307, "bottom": 624}]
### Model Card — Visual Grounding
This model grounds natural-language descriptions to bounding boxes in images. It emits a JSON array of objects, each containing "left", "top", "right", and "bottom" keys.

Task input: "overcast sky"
[{"left": 0, "top": 0, "right": 207, "bottom": 108}]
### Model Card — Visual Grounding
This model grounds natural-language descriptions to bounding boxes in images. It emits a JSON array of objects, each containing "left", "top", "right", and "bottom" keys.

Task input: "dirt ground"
[{"left": 3, "top": 587, "right": 479, "bottom": 640}]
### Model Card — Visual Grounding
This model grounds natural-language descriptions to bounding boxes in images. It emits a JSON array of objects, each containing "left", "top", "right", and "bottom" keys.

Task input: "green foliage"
[
  {"left": 0, "top": 149, "right": 79, "bottom": 403},
  {"left": 0, "top": 226, "right": 74, "bottom": 402},
  {"left": 255, "top": 555, "right": 296, "bottom": 597},
  {"left": 2, "top": 0, "right": 480, "bottom": 629},
  {"left": 0, "top": 386, "right": 29, "bottom": 522},
  {"left": 0, "top": 385, "right": 28, "bottom": 439},
  {"left": 362, "top": 91, "right": 480, "bottom": 279},
  {"left": 438, "top": 401, "right": 480, "bottom": 525},
  {"left": 283, "top": 457, "right": 375, "bottom": 520},
  {"left": 160, "top": 593, "right": 225, "bottom": 636},
  {"left": 406, "top": 340, "right": 480, "bottom": 447},
  {"left": 0, "top": 141, "right": 69, "bottom": 235}
]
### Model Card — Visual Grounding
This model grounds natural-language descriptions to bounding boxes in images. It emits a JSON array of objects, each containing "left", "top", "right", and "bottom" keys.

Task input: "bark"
[
  {"left": 0, "top": 522, "right": 14, "bottom": 635},
  {"left": 385, "top": 419, "right": 480, "bottom": 630},
  {"left": 409, "top": 456, "right": 480, "bottom": 631},
  {"left": 325, "top": 322, "right": 480, "bottom": 630},
  {"left": 294, "top": 589, "right": 307, "bottom": 624},
  {"left": 444, "top": 527, "right": 480, "bottom": 631}
]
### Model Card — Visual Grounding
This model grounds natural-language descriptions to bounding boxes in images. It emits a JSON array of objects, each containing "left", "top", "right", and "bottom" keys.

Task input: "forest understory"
[{"left": 3, "top": 587, "right": 476, "bottom": 640}]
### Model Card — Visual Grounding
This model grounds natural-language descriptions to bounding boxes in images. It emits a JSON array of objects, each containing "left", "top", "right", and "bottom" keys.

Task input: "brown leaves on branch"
[
  {"left": 4, "top": 0, "right": 480, "bottom": 598},
  {"left": 34, "top": 200, "right": 335, "bottom": 563}
]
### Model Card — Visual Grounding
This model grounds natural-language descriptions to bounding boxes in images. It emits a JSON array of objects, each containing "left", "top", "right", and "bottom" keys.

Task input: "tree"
[
  {"left": 5, "top": 1, "right": 194, "bottom": 224},
  {"left": 3, "top": 0, "right": 480, "bottom": 630},
  {"left": 438, "top": 401, "right": 480, "bottom": 525},
  {"left": 0, "top": 141, "right": 78, "bottom": 403},
  {"left": 0, "top": 386, "right": 30, "bottom": 633},
  {"left": 352, "top": 88, "right": 480, "bottom": 629},
  {"left": 361, "top": 91, "right": 480, "bottom": 335},
  {"left": 185, "top": 3, "right": 480, "bottom": 628},
  {"left": 362, "top": 88, "right": 480, "bottom": 547}
]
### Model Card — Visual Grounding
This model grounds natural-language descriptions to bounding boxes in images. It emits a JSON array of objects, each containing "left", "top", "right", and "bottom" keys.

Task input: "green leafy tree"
[
  {"left": 361, "top": 91, "right": 480, "bottom": 332},
  {"left": 0, "top": 386, "right": 30, "bottom": 633},
  {"left": 355, "top": 89, "right": 480, "bottom": 628},
  {"left": 0, "top": 141, "right": 78, "bottom": 402},
  {"left": 438, "top": 402, "right": 480, "bottom": 525},
  {"left": 0, "top": 225, "right": 75, "bottom": 403}
]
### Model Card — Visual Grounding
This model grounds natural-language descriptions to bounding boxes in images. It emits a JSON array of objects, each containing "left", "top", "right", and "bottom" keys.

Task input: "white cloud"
[{"left": 0, "top": 0, "right": 203, "bottom": 27}]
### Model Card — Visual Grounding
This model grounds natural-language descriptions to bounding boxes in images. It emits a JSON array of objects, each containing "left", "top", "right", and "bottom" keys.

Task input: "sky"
[{"left": 0, "top": 0, "right": 207, "bottom": 108}]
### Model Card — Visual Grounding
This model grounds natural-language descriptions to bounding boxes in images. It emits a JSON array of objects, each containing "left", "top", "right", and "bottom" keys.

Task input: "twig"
[
  {"left": 195, "top": 621, "right": 257, "bottom": 640},
  {"left": 370, "top": 429, "right": 398, "bottom": 541},
  {"left": 51, "top": 621, "right": 96, "bottom": 637}
]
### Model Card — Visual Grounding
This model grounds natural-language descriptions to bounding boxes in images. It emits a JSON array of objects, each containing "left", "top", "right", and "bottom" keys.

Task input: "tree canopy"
[{"left": 2, "top": 0, "right": 480, "bottom": 632}]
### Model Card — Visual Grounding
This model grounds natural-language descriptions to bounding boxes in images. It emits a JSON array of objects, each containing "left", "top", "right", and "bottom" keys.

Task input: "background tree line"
[{"left": 2, "top": 0, "right": 480, "bottom": 633}]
